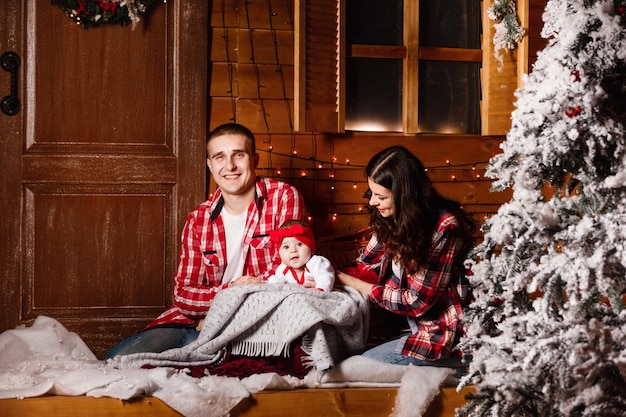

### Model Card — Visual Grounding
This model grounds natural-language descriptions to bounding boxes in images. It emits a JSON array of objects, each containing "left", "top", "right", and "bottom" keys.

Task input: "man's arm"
[{"left": 172, "top": 210, "right": 227, "bottom": 317}]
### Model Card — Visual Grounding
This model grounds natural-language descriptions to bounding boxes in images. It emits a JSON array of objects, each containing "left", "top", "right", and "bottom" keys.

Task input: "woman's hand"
[{"left": 336, "top": 270, "right": 374, "bottom": 295}]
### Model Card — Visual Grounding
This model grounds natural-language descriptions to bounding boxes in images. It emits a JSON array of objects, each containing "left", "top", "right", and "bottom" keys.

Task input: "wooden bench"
[{"left": 0, "top": 386, "right": 474, "bottom": 417}]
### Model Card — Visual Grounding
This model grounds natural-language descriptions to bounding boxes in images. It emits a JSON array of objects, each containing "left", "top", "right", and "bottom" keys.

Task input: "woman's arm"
[{"left": 336, "top": 270, "right": 374, "bottom": 295}]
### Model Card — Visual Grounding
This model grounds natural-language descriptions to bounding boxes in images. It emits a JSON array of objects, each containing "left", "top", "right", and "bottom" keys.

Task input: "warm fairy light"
[
  {"left": 330, "top": 172, "right": 335, "bottom": 178},
  {"left": 318, "top": 163, "right": 323, "bottom": 168},
  {"left": 346, "top": 159, "right": 350, "bottom": 165},
  {"left": 268, "top": 145, "right": 273, "bottom": 151},
  {"left": 332, "top": 156, "right": 337, "bottom": 162},
  {"left": 276, "top": 169, "right": 281, "bottom": 176},
  {"left": 293, "top": 150, "right": 298, "bottom": 155},
  {"left": 353, "top": 182, "right": 357, "bottom": 189},
  {"left": 307, "top": 215, "right": 312, "bottom": 222},
  {"left": 446, "top": 160, "right": 451, "bottom": 165},
  {"left": 332, "top": 213, "right": 338, "bottom": 220},
  {"left": 359, "top": 207, "right": 363, "bottom": 212},
  {"left": 330, "top": 185, "right": 335, "bottom": 191},
  {"left": 301, "top": 171, "right": 306, "bottom": 177},
  {"left": 451, "top": 175, "right": 457, "bottom": 181},
  {"left": 476, "top": 174, "right": 481, "bottom": 180},
  {"left": 472, "top": 165, "right": 476, "bottom": 170}
]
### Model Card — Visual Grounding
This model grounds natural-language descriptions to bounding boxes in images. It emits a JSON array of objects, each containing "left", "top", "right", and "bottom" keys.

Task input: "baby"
[{"left": 267, "top": 220, "right": 335, "bottom": 292}]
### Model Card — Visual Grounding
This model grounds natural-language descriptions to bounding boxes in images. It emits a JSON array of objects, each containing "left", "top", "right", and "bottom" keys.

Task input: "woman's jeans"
[
  {"left": 362, "top": 336, "right": 470, "bottom": 378},
  {"left": 105, "top": 326, "right": 200, "bottom": 360}
]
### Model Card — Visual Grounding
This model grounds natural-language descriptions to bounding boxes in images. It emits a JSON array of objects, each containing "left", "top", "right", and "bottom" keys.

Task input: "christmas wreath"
[{"left": 51, "top": 0, "right": 162, "bottom": 29}]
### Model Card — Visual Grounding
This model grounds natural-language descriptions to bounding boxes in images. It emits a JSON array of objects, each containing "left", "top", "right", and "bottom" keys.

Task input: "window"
[
  {"left": 295, "top": 0, "right": 515, "bottom": 135},
  {"left": 345, "top": 0, "right": 403, "bottom": 132},
  {"left": 346, "top": 0, "right": 482, "bottom": 134}
]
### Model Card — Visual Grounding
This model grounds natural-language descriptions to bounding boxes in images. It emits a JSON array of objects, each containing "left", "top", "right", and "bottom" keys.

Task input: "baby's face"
[{"left": 278, "top": 236, "right": 313, "bottom": 270}]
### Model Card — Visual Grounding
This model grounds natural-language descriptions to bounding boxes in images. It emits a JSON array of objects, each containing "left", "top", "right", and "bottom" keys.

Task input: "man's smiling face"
[{"left": 206, "top": 133, "right": 259, "bottom": 197}]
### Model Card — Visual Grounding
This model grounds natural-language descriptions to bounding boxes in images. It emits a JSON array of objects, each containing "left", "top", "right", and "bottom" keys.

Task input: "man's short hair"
[{"left": 207, "top": 123, "right": 256, "bottom": 153}]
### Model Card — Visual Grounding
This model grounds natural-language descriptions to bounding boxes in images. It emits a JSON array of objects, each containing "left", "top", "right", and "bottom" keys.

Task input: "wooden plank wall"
[
  {"left": 528, "top": 0, "right": 549, "bottom": 70},
  {"left": 207, "top": 0, "right": 547, "bottom": 239}
]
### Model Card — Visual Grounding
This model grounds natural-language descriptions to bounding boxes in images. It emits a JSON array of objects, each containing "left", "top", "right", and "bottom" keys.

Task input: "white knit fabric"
[{"left": 118, "top": 284, "right": 369, "bottom": 371}]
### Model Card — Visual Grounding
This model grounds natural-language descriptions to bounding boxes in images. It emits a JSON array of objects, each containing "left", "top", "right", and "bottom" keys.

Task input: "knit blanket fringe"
[{"left": 230, "top": 340, "right": 291, "bottom": 357}]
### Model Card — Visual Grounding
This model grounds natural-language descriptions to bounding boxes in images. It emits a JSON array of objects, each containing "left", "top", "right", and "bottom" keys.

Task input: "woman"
[{"left": 336, "top": 146, "right": 475, "bottom": 375}]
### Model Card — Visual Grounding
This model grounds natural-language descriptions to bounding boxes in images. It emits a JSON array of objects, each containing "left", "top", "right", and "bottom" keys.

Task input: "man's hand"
[
  {"left": 230, "top": 275, "right": 264, "bottom": 286},
  {"left": 196, "top": 318, "right": 205, "bottom": 331}
]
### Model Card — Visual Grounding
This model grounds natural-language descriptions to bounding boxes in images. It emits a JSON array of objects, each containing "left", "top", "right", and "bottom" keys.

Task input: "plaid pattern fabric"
[
  {"left": 358, "top": 210, "right": 469, "bottom": 361},
  {"left": 147, "top": 177, "right": 307, "bottom": 328}
]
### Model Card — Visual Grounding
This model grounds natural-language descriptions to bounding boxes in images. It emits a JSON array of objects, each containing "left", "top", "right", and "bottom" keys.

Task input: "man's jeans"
[{"left": 105, "top": 326, "right": 199, "bottom": 360}]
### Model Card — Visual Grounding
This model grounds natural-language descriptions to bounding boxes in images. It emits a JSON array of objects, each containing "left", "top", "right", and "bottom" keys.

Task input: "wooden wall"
[{"left": 207, "top": 0, "right": 549, "bottom": 239}]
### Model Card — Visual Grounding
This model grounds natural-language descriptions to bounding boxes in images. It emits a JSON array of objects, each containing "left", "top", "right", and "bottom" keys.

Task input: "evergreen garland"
[
  {"left": 488, "top": 0, "right": 525, "bottom": 67},
  {"left": 50, "top": 0, "right": 161, "bottom": 29}
]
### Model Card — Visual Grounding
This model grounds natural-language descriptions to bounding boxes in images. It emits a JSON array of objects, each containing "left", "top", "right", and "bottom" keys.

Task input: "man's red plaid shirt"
[{"left": 147, "top": 177, "right": 307, "bottom": 329}]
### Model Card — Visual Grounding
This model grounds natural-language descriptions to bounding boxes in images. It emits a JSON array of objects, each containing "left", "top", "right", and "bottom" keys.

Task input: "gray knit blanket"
[{"left": 117, "top": 284, "right": 369, "bottom": 371}]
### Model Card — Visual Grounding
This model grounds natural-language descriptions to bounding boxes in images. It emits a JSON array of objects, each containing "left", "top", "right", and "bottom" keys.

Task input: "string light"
[{"left": 256, "top": 148, "right": 489, "bottom": 170}]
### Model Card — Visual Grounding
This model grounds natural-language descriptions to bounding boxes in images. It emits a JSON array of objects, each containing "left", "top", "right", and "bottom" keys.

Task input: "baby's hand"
[{"left": 303, "top": 276, "right": 316, "bottom": 289}]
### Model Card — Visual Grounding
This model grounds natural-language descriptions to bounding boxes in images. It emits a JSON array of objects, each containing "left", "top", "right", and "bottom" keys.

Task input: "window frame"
[{"left": 294, "top": 0, "right": 524, "bottom": 136}]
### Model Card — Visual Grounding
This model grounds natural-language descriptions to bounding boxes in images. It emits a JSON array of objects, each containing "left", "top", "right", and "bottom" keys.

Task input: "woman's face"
[{"left": 367, "top": 178, "right": 394, "bottom": 218}]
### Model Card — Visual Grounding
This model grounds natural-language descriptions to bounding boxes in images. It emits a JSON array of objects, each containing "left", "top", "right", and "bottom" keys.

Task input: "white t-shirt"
[
  {"left": 221, "top": 209, "right": 246, "bottom": 284},
  {"left": 393, "top": 259, "right": 418, "bottom": 334}
]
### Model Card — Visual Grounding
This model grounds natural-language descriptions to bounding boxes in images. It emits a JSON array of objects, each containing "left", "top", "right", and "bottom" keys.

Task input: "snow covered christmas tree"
[{"left": 459, "top": 1, "right": 626, "bottom": 416}]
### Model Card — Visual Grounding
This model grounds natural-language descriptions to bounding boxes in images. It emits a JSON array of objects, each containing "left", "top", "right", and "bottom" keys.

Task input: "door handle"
[{"left": 1, "top": 51, "right": 21, "bottom": 116}]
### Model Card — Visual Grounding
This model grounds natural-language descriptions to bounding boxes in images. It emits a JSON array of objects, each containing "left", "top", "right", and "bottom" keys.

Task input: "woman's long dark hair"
[{"left": 366, "top": 146, "right": 476, "bottom": 266}]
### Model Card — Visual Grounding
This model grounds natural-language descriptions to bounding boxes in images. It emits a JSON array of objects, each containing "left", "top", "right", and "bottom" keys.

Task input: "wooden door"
[{"left": 0, "top": 1, "right": 208, "bottom": 358}]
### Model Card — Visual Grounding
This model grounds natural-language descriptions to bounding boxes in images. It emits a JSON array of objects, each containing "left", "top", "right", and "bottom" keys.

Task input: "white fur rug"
[{"left": 0, "top": 316, "right": 454, "bottom": 417}]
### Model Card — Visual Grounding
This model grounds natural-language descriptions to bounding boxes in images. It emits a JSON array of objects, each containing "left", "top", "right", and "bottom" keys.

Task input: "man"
[{"left": 106, "top": 123, "right": 307, "bottom": 358}]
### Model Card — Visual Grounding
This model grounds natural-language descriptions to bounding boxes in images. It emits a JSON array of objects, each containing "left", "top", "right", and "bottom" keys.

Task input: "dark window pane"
[
  {"left": 346, "top": 58, "right": 402, "bottom": 132},
  {"left": 419, "top": 1, "right": 481, "bottom": 49},
  {"left": 418, "top": 61, "right": 481, "bottom": 134},
  {"left": 347, "top": 0, "right": 403, "bottom": 46}
]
